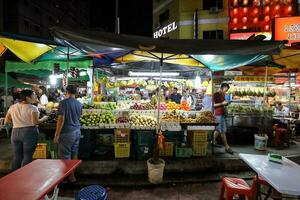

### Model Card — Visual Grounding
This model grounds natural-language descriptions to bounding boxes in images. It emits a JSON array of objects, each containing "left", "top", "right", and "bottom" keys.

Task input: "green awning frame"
[{"left": 5, "top": 60, "right": 93, "bottom": 72}]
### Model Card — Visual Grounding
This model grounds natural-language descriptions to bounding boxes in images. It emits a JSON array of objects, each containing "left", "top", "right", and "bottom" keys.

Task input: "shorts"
[
  {"left": 58, "top": 129, "right": 81, "bottom": 159},
  {"left": 215, "top": 115, "right": 227, "bottom": 134}
]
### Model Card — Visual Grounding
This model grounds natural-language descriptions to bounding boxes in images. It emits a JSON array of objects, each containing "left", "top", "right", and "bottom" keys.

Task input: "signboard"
[
  {"left": 234, "top": 76, "right": 274, "bottom": 82},
  {"left": 153, "top": 22, "right": 178, "bottom": 38},
  {"left": 230, "top": 32, "right": 272, "bottom": 40},
  {"left": 275, "top": 16, "right": 300, "bottom": 46},
  {"left": 224, "top": 71, "right": 243, "bottom": 76}
]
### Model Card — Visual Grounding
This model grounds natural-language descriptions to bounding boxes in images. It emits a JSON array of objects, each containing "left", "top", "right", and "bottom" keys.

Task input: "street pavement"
[{"left": 59, "top": 182, "right": 221, "bottom": 200}]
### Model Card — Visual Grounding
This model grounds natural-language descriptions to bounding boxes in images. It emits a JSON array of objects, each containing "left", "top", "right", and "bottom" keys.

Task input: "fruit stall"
[{"left": 38, "top": 100, "right": 217, "bottom": 160}]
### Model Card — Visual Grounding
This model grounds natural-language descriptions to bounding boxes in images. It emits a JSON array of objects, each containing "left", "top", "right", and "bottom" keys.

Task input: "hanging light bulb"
[
  {"left": 264, "top": 15, "right": 270, "bottom": 22},
  {"left": 264, "top": 6, "right": 270, "bottom": 14},
  {"left": 233, "top": 8, "right": 238, "bottom": 15},
  {"left": 264, "top": 24, "right": 270, "bottom": 31},
  {"left": 253, "top": 17, "right": 259, "bottom": 23},
  {"left": 253, "top": 7, "right": 259, "bottom": 16},
  {"left": 233, "top": 0, "right": 238, "bottom": 6},
  {"left": 233, "top": 18, "right": 238, "bottom": 24}
]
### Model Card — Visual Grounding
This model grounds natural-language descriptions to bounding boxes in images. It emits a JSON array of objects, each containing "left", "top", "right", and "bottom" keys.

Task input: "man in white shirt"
[
  {"left": 274, "top": 102, "right": 289, "bottom": 116},
  {"left": 273, "top": 102, "right": 289, "bottom": 128}
]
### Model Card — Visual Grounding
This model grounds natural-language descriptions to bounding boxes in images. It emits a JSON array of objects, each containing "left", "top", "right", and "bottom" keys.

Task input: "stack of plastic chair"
[{"left": 76, "top": 185, "right": 108, "bottom": 200}]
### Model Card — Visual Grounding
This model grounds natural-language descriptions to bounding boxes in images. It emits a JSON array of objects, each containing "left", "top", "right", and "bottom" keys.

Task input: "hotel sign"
[
  {"left": 153, "top": 22, "right": 178, "bottom": 38},
  {"left": 275, "top": 16, "right": 300, "bottom": 46}
]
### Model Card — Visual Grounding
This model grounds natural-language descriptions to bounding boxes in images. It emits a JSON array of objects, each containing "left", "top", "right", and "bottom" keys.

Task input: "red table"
[{"left": 0, "top": 159, "right": 82, "bottom": 200}]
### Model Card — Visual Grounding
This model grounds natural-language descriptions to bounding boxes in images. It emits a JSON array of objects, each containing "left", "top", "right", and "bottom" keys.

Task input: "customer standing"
[
  {"left": 4, "top": 90, "right": 48, "bottom": 171},
  {"left": 213, "top": 83, "right": 234, "bottom": 154},
  {"left": 169, "top": 87, "right": 182, "bottom": 104},
  {"left": 53, "top": 85, "right": 82, "bottom": 182},
  {"left": 38, "top": 86, "right": 48, "bottom": 108}
]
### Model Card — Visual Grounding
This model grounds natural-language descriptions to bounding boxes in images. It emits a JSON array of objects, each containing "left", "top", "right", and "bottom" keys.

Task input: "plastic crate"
[
  {"left": 135, "top": 145, "right": 152, "bottom": 160},
  {"left": 159, "top": 142, "right": 174, "bottom": 157},
  {"left": 188, "top": 131, "right": 208, "bottom": 144},
  {"left": 114, "top": 142, "right": 131, "bottom": 158},
  {"left": 134, "top": 130, "right": 155, "bottom": 146},
  {"left": 114, "top": 129, "right": 130, "bottom": 143},
  {"left": 192, "top": 142, "right": 208, "bottom": 156},
  {"left": 175, "top": 147, "right": 193, "bottom": 158},
  {"left": 96, "top": 134, "right": 114, "bottom": 145},
  {"left": 33, "top": 143, "right": 47, "bottom": 159},
  {"left": 163, "top": 131, "right": 183, "bottom": 144}
]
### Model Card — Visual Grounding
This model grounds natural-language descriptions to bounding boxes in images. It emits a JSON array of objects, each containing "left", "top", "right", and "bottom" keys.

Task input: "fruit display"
[
  {"left": 82, "top": 103, "right": 96, "bottom": 109},
  {"left": 46, "top": 102, "right": 59, "bottom": 109},
  {"left": 117, "top": 101, "right": 131, "bottom": 110},
  {"left": 130, "top": 102, "right": 155, "bottom": 110},
  {"left": 129, "top": 114, "right": 157, "bottom": 127},
  {"left": 156, "top": 103, "right": 167, "bottom": 110},
  {"left": 80, "top": 111, "right": 115, "bottom": 126},
  {"left": 116, "top": 116, "right": 129, "bottom": 123},
  {"left": 180, "top": 116, "right": 197, "bottom": 123},
  {"left": 196, "top": 111, "right": 216, "bottom": 124},
  {"left": 166, "top": 102, "right": 180, "bottom": 110},
  {"left": 98, "top": 103, "right": 117, "bottom": 110},
  {"left": 179, "top": 102, "right": 191, "bottom": 111},
  {"left": 231, "top": 89, "right": 276, "bottom": 97},
  {"left": 161, "top": 111, "right": 181, "bottom": 122},
  {"left": 82, "top": 103, "right": 116, "bottom": 110},
  {"left": 227, "top": 105, "right": 260, "bottom": 114}
]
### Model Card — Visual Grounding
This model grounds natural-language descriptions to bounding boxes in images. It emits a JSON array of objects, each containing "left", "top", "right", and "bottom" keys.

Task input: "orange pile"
[{"left": 179, "top": 101, "right": 191, "bottom": 111}]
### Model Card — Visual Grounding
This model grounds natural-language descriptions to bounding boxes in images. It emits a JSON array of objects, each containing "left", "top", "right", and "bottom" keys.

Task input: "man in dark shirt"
[
  {"left": 214, "top": 83, "right": 233, "bottom": 154},
  {"left": 169, "top": 87, "right": 182, "bottom": 104},
  {"left": 54, "top": 85, "right": 82, "bottom": 182}
]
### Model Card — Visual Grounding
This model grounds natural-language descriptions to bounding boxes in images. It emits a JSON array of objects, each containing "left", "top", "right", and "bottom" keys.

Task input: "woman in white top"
[
  {"left": 4, "top": 89, "right": 48, "bottom": 170},
  {"left": 39, "top": 86, "right": 48, "bottom": 107}
]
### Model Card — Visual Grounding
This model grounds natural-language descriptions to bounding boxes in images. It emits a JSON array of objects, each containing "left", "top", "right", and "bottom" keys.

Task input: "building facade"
[
  {"left": 153, "top": 0, "right": 229, "bottom": 39},
  {"left": 3, "top": 0, "right": 89, "bottom": 38}
]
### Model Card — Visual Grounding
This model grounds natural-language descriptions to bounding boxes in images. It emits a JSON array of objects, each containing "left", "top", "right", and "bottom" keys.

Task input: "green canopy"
[
  {"left": 37, "top": 46, "right": 88, "bottom": 62},
  {"left": 5, "top": 60, "right": 93, "bottom": 72},
  {"left": 0, "top": 73, "right": 31, "bottom": 88}
]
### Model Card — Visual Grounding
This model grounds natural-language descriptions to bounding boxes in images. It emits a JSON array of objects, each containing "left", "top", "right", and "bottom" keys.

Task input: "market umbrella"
[
  {"left": 0, "top": 33, "right": 93, "bottom": 111},
  {"left": 0, "top": 34, "right": 57, "bottom": 63},
  {"left": 51, "top": 26, "right": 284, "bottom": 162},
  {"left": 273, "top": 48, "right": 300, "bottom": 72}
]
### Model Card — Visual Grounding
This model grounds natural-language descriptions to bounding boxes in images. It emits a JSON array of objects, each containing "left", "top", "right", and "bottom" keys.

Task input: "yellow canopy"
[
  {"left": 115, "top": 50, "right": 204, "bottom": 67},
  {"left": 273, "top": 48, "right": 300, "bottom": 72},
  {"left": 0, "top": 36, "right": 54, "bottom": 63}
]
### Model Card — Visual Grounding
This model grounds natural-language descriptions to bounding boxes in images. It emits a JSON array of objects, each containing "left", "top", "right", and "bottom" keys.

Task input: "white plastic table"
[{"left": 239, "top": 153, "right": 300, "bottom": 197}]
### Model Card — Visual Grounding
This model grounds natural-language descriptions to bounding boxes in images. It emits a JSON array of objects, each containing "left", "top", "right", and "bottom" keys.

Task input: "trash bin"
[{"left": 76, "top": 185, "right": 108, "bottom": 200}]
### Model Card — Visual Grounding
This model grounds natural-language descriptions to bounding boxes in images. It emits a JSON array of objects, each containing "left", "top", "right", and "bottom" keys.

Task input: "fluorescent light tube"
[{"left": 128, "top": 71, "right": 179, "bottom": 77}]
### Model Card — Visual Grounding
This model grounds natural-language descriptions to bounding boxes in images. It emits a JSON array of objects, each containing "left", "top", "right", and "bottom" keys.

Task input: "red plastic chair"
[{"left": 219, "top": 177, "right": 256, "bottom": 200}]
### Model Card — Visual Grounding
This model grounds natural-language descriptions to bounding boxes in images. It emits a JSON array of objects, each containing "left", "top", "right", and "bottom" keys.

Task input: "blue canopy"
[
  {"left": 51, "top": 26, "right": 285, "bottom": 71},
  {"left": 191, "top": 54, "right": 270, "bottom": 71}
]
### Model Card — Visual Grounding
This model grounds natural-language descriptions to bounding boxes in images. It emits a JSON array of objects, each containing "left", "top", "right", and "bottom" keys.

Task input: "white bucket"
[
  {"left": 254, "top": 135, "right": 268, "bottom": 151},
  {"left": 147, "top": 158, "right": 165, "bottom": 184}
]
